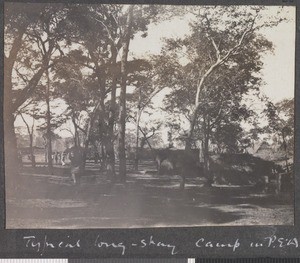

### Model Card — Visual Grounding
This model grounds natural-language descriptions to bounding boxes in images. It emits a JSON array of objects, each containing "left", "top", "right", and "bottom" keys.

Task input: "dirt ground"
[{"left": 6, "top": 162, "right": 294, "bottom": 229}]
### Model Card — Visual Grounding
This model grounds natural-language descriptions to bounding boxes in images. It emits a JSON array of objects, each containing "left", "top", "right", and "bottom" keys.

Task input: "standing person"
[{"left": 69, "top": 146, "right": 84, "bottom": 185}]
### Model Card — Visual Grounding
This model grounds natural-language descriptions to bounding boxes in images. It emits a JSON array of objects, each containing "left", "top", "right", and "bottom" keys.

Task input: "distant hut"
[
  {"left": 254, "top": 141, "right": 287, "bottom": 163},
  {"left": 254, "top": 141, "right": 272, "bottom": 160}
]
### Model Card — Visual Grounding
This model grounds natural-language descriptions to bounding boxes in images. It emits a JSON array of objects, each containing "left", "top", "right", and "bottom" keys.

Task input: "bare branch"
[
  {"left": 204, "top": 14, "right": 221, "bottom": 59},
  {"left": 15, "top": 67, "right": 29, "bottom": 84},
  {"left": 219, "top": 14, "right": 258, "bottom": 65},
  {"left": 73, "top": 120, "right": 87, "bottom": 134},
  {"left": 91, "top": 15, "right": 116, "bottom": 47},
  {"left": 18, "top": 98, "right": 36, "bottom": 113},
  {"left": 138, "top": 126, "right": 153, "bottom": 150},
  {"left": 195, "top": 15, "right": 258, "bottom": 106},
  {"left": 17, "top": 110, "right": 32, "bottom": 136},
  {"left": 140, "top": 86, "right": 161, "bottom": 112},
  {"left": 210, "top": 100, "right": 225, "bottom": 128}
]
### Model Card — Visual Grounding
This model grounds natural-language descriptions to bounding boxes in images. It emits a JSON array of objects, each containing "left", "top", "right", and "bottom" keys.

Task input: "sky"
[
  {"left": 130, "top": 6, "right": 296, "bottom": 103},
  {"left": 14, "top": 5, "right": 296, "bottom": 140},
  {"left": 260, "top": 15, "right": 296, "bottom": 102}
]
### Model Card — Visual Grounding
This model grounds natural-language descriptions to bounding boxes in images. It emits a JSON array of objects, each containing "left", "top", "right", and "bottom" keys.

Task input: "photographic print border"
[{"left": 0, "top": 0, "right": 299, "bottom": 259}]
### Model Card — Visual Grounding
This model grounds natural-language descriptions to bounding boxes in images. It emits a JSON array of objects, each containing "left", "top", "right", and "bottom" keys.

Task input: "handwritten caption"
[
  {"left": 23, "top": 235, "right": 177, "bottom": 256},
  {"left": 23, "top": 235, "right": 299, "bottom": 256}
]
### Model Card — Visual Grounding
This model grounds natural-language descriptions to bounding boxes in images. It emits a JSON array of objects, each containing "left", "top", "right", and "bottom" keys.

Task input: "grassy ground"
[{"left": 6, "top": 161, "right": 294, "bottom": 228}]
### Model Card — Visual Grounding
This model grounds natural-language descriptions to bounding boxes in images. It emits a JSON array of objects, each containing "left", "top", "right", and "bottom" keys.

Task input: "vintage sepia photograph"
[{"left": 4, "top": 3, "right": 295, "bottom": 228}]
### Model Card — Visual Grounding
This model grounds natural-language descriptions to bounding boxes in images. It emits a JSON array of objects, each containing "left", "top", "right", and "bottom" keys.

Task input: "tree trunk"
[
  {"left": 106, "top": 125, "right": 116, "bottom": 178},
  {"left": 203, "top": 117, "right": 212, "bottom": 186},
  {"left": 117, "top": 5, "right": 134, "bottom": 182},
  {"left": 185, "top": 105, "right": 200, "bottom": 151},
  {"left": 30, "top": 118, "right": 36, "bottom": 168},
  {"left": 182, "top": 62, "right": 219, "bottom": 189},
  {"left": 82, "top": 118, "right": 94, "bottom": 172},
  {"left": 282, "top": 131, "right": 289, "bottom": 172},
  {"left": 98, "top": 80, "right": 107, "bottom": 173},
  {"left": 134, "top": 86, "right": 142, "bottom": 171},
  {"left": 203, "top": 136, "right": 210, "bottom": 176},
  {"left": 4, "top": 62, "right": 20, "bottom": 190},
  {"left": 181, "top": 106, "right": 199, "bottom": 190},
  {"left": 29, "top": 134, "right": 36, "bottom": 168},
  {"left": 72, "top": 116, "right": 79, "bottom": 147},
  {"left": 101, "top": 142, "right": 107, "bottom": 171},
  {"left": 82, "top": 139, "right": 89, "bottom": 172},
  {"left": 106, "top": 52, "right": 118, "bottom": 179},
  {"left": 44, "top": 144, "right": 48, "bottom": 163},
  {"left": 106, "top": 138, "right": 115, "bottom": 177},
  {"left": 46, "top": 69, "right": 53, "bottom": 174},
  {"left": 4, "top": 110, "right": 19, "bottom": 190},
  {"left": 82, "top": 101, "right": 101, "bottom": 172},
  {"left": 4, "top": 26, "right": 28, "bottom": 177},
  {"left": 134, "top": 120, "right": 140, "bottom": 171},
  {"left": 19, "top": 112, "right": 36, "bottom": 168},
  {"left": 4, "top": 14, "right": 51, "bottom": 190}
]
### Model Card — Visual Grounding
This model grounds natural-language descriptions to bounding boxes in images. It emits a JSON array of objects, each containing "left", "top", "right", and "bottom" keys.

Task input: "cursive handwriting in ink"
[
  {"left": 23, "top": 235, "right": 81, "bottom": 255},
  {"left": 195, "top": 238, "right": 240, "bottom": 252},
  {"left": 264, "top": 236, "right": 298, "bottom": 248},
  {"left": 94, "top": 235, "right": 126, "bottom": 255},
  {"left": 138, "top": 235, "right": 178, "bottom": 255},
  {"left": 22, "top": 234, "right": 300, "bottom": 256}
]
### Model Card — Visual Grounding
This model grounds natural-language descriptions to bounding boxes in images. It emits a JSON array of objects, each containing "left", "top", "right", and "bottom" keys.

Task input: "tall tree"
[
  {"left": 155, "top": 6, "right": 283, "bottom": 188},
  {"left": 4, "top": 3, "right": 68, "bottom": 187},
  {"left": 4, "top": 3, "right": 45, "bottom": 183},
  {"left": 125, "top": 59, "right": 160, "bottom": 170},
  {"left": 117, "top": 5, "right": 134, "bottom": 181},
  {"left": 264, "top": 98, "right": 294, "bottom": 171},
  {"left": 63, "top": 4, "right": 163, "bottom": 180},
  {"left": 62, "top": 4, "right": 126, "bottom": 177}
]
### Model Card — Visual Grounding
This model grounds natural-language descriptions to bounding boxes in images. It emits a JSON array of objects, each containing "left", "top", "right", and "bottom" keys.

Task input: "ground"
[{"left": 6, "top": 161, "right": 294, "bottom": 229}]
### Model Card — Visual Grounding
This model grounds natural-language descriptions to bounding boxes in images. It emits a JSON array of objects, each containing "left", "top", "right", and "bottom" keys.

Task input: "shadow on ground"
[{"left": 6, "top": 164, "right": 294, "bottom": 228}]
